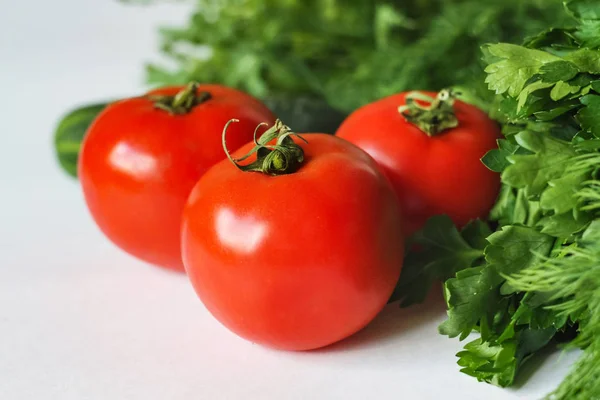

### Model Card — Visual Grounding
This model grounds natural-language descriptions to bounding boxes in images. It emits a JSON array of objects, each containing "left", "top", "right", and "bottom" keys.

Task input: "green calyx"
[
  {"left": 150, "top": 82, "right": 211, "bottom": 115},
  {"left": 398, "top": 89, "right": 459, "bottom": 136},
  {"left": 222, "top": 119, "right": 307, "bottom": 175}
]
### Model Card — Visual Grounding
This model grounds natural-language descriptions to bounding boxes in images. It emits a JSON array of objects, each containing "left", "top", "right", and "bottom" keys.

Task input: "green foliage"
[
  {"left": 451, "top": 1, "right": 600, "bottom": 395},
  {"left": 395, "top": 1, "right": 600, "bottom": 396},
  {"left": 391, "top": 216, "right": 487, "bottom": 307},
  {"left": 144, "top": 0, "right": 569, "bottom": 112}
]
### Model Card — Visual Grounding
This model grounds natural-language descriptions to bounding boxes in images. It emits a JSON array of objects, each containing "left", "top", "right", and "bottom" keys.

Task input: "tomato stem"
[
  {"left": 222, "top": 119, "right": 308, "bottom": 175},
  {"left": 398, "top": 89, "right": 459, "bottom": 136},
  {"left": 150, "top": 82, "right": 212, "bottom": 115}
]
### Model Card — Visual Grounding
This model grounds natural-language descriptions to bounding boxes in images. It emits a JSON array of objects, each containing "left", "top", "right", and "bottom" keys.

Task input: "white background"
[{"left": 0, "top": 1, "right": 579, "bottom": 399}]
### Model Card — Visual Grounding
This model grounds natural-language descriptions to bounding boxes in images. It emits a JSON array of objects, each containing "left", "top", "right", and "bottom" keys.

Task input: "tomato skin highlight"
[
  {"left": 336, "top": 91, "right": 501, "bottom": 236},
  {"left": 79, "top": 85, "right": 275, "bottom": 271},
  {"left": 181, "top": 134, "right": 404, "bottom": 350}
]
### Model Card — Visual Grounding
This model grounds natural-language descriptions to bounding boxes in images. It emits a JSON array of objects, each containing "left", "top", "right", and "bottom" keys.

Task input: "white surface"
[{"left": 0, "top": 1, "right": 579, "bottom": 399}]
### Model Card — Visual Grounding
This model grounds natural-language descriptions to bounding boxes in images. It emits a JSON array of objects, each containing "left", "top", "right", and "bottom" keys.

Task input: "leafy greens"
[
  {"left": 394, "top": 1, "right": 600, "bottom": 397},
  {"left": 143, "top": 0, "right": 568, "bottom": 112}
]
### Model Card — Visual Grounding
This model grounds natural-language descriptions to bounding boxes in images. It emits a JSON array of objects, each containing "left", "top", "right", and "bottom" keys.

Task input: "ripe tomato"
[
  {"left": 181, "top": 121, "right": 404, "bottom": 350},
  {"left": 79, "top": 83, "right": 275, "bottom": 271},
  {"left": 336, "top": 90, "right": 500, "bottom": 236}
]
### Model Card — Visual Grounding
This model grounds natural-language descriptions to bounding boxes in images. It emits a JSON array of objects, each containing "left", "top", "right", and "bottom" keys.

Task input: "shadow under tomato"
[{"left": 312, "top": 283, "right": 447, "bottom": 354}]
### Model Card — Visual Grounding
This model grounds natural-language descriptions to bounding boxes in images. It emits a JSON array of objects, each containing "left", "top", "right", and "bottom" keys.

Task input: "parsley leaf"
[
  {"left": 537, "top": 211, "right": 591, "bottom": 237},
  {"left": 540, "top": 170, "right": 588, "bottom": 214},
  {"left": 439, "top": 265, "right": 502, "bottom": 339},
  {"left": 392, "top": 216, "right": 487, "bottom": 307},
  {"left": 456, "top": 336, "right": 518, "bottom": 387},
  {"left": 539, "top": 61, "right": 580, "bottom": 83},
  {"left": 481, "top": 139, "right": 520, "bottom": 172},
  {"left": 564, "top": 49, "right": 600, "bottom": 74},
  {"left": 502, "top": 131, "right": 576, "bottom": 195},
  {"left": 566, "top": 0, "right": 600, "bottom": 22},
  {"left": 456, "top": 327, "right": 556, "bottom": 387},
  {"left": 550, "top": 80, "right": 581, "bottom": 101},
  {"left": 577, "top": 94, "right": 600, "bottom": 137},
  {"left": 484, "top": 44, "right": 561, "bottom": 97},
  {"left": 486, "top": 226, "right": 553, "bottom": 277}
]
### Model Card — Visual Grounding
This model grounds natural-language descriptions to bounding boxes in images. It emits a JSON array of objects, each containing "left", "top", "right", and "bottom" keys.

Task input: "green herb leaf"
[
  {"left": 484, "top": 43, "right": 561, "bottom": 97},
  {"left": 456, "top": 337, "right": 518, "bottom": 387},
  {"left": 533, "top": 100, "right": 580, "bottom": 121},
  {"left": 564, "top": 49, "right": 600, "bottom": 74},
  {"left": 439, "top": 265, "right": 502, "bottom": 339},
  {"left": 573, "top": 21, "right": 600, "bottom": 49},
  {"left": 502, "top": 131, "right": 576, "bottom": 195},
  {"left": 392, "top": 216, "right": 485, "bottom": 307},
  {"left": 577, "top": 94, "right": 600, "bottom": 137},
  {"left": 489, "top": 187, "right": 536, "bottom": 226},
  {"left": 486, "top": 226, "right": 554, "bottom": 277},
  {"left": 456, "top": 326, "right": 556, "bottom": 388},
  {"left": 565, "top": 0, "right": 600, "bottom": 21},
  {"left": 461, "top": 220, "right": 493, "bottom": 250},
  {"left": 482, "top": 149, "right": 510, "bottom": 172},
  {"left": 539, "top": 61, "right": 580, "bottom": 83},
  {"left": 482, "top": 137, "right": 521, "bottom": 173},
  {"left": 550, "top": 81, "right": 581, "bottom": 101},
  {"left": 540, "top": 170, "right": 588, "bottom": 214},
  {"left": 582, "top": 219, "right": 600, "bottom": 241},
  {"left": 517, "top": 81, "right": 553, "bottom": 111},
  {"left": 537, "top": 211, "right": 591, "bottom": 237}
]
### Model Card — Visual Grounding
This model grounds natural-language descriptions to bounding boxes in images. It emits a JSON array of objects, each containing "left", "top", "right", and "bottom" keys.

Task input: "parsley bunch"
[{"left": 396, "top": 1, "right": 600, "bottom": 397}]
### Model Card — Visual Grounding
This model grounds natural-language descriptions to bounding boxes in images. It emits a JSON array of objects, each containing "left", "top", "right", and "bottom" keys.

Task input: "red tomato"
[
  {"left": 336, "top": 91, "right": 501, "bottom": 236},
  {"left": 181, "top": 126, "right": 404, "bottom": 350},
  {"left": 79, "top": 84, "right": 275, "bottom": 271}
]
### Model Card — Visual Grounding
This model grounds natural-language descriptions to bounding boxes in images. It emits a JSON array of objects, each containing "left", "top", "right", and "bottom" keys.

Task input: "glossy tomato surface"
[
  {"left": 79, "top": 84, "right": 275, "bottom": 271},
  {"left": 336, "top": 92, "right": 501, "bottom": 235},
  {"left": 181, "top": 134, "right": 404, "bottom": 350}
]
